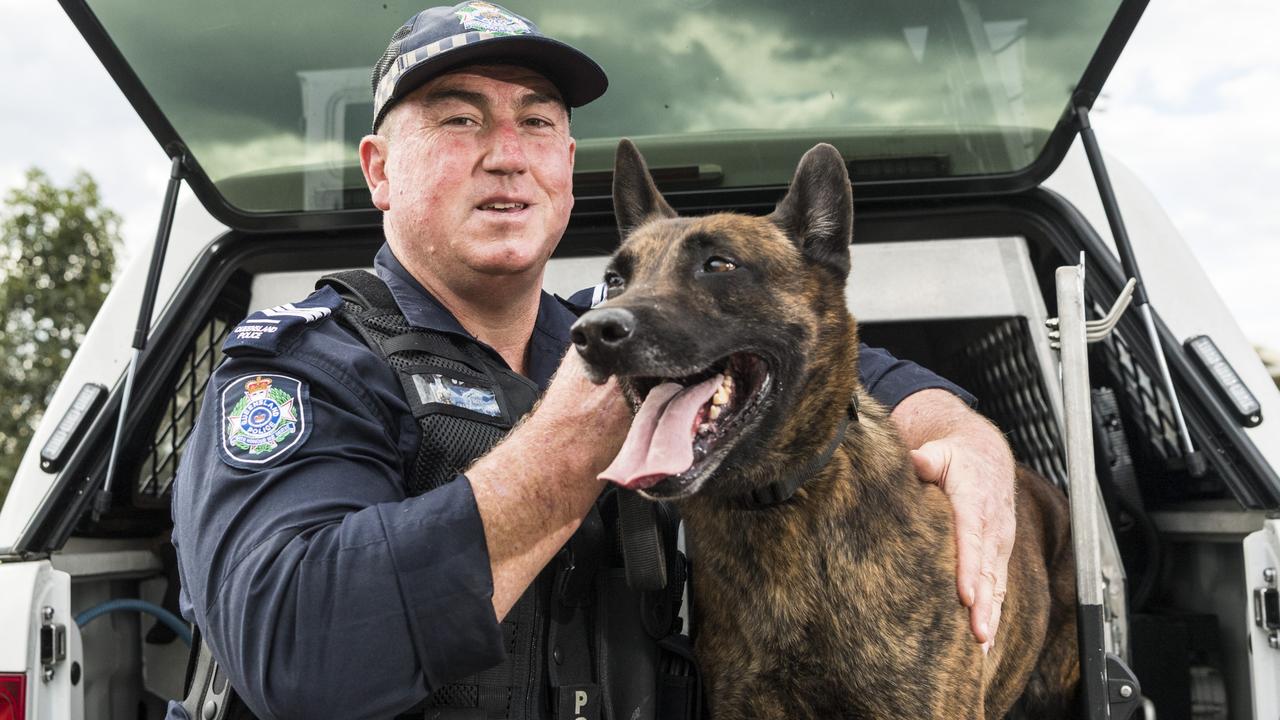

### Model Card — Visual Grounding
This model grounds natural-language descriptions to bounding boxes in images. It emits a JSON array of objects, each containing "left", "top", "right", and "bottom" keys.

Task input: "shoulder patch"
[
  {"left": 222, "top": 286, "right": 343, "bottom": 357},
  {"left": 218, "top": 373, "right": 312, "bottom": 469}
]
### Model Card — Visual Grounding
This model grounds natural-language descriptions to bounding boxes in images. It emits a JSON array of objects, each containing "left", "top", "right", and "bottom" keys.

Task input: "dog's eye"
[
  {"left": 703, "top": 256, "right": 738, "bottom": 273},
  {"left": 604, "top": 270, "right": 626, "bottom": 292}
]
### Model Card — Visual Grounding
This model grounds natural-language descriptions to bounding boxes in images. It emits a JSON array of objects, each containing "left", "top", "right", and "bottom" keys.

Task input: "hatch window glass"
[{"left": 89, "top": 0, "right": 1123, "bottom": 213}]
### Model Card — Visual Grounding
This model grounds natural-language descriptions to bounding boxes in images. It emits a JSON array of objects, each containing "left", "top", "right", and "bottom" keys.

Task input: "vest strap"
[
  {"left": 318, "top": 269, "right": 399, "bottom": 312},
  {"left": 618, "top": 489, "right": 668, "bottom": 592}
]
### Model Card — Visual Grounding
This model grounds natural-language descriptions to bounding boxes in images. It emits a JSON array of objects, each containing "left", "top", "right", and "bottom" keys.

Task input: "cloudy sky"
[{"left": 1, "top": 0, "right": 1277, "bottom": 350}]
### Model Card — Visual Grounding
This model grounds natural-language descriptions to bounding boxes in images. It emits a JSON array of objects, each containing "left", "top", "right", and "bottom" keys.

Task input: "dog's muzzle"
[{"left": 571, "top": 307, "right": 637, "bottom": 371}]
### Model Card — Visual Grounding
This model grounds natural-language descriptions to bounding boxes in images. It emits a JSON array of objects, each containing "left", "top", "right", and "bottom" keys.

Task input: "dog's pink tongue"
[{"left": 600, "top": 374, "right": 723, "bottom": 490}]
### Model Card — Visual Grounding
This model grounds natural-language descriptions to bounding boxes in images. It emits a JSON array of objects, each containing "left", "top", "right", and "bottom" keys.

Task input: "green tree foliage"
[{"left": 1, "top": 169, "right": 119, "bottom": 503}]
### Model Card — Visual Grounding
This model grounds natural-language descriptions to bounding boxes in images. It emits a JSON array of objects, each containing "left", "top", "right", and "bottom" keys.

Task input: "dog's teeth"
[
  {"left": 698, "top": 423, "right": 712, "bottom": 435},
  {"left": 709, "top": 405, "right": 722, "bottom": 420},
  {"left": 712, "top": 387, "right": 729, "bottom": 406}
]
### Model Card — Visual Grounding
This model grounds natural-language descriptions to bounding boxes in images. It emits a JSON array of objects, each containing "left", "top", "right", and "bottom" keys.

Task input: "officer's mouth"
[
  {"left": 600, "top": 352, "right": 774, "bottom": 499},
  {"left": 476, "top": 197, "right": 533, "bottom": 215}
]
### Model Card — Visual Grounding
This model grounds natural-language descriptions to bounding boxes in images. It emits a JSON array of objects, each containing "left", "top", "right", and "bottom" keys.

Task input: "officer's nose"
[
  {"left": 571, "top": 307, "right": 636, "bottom": 357},
  {"left": 482, "top": 123, "right": 529, "bottom": 175}
]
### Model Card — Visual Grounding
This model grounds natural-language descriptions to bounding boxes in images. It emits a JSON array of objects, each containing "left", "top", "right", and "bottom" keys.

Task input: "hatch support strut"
[
  {"left": 94, "top": 153, "right": 186, "bottom": 519},
  {"left": 1074, "top": 105, "right": 1207, "bottom": 477}
]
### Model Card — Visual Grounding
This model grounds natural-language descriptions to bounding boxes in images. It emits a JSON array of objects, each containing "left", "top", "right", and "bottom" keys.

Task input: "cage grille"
[
  {"left": 1094, "top": 316, "right": 1183, "bottom": 467},
  {"left": 134, "top": 315, "right": 232, "bottom": 504},
  {"left": 1088, "top": 303, "right": 1250, "bottom": 501},
  {"left": 952, "top": 318, "right": 1068, "bottom": 488}
]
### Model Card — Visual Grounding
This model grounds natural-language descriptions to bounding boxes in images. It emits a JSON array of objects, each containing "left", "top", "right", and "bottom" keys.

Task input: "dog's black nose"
[{"left": 571, "top": 307, "right": 636, "bottom": 353}]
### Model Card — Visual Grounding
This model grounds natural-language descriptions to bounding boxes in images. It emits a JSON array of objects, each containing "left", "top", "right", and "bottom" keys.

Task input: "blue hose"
[{"left": 74, "top": 598, "right": 193, "bottom": 647}]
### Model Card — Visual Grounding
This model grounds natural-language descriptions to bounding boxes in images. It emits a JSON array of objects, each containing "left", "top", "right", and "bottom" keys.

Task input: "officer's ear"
[{"left": 360, "top": 133, "right": 392, "bottom": 211}]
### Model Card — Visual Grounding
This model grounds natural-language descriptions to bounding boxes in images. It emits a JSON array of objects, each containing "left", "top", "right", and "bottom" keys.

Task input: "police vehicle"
[{"left": 3, "top": 0, "right": 1280, "bottom": 718}]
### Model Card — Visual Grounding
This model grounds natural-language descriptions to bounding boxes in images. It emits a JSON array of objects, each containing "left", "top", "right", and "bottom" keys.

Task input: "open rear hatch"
[{"left": 60, "top": 0, "right": 1147, "bottom": 230}]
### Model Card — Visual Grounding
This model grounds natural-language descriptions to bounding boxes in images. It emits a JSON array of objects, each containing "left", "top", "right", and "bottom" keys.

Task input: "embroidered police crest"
[
  {"left": 455, "top": 1, "right": 531, "bottom": 35},
  {"left": 220, "top": 374, "right": 309, "bottom": 467}
]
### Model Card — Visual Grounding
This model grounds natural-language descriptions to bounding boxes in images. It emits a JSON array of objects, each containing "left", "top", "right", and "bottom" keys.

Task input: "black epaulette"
[{"left": 221, "top": 286, "right": 343, "bottom": 357}]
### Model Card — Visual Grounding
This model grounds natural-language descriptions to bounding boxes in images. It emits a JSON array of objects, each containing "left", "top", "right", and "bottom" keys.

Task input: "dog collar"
[{"left": 743, "top": 396, "right": 859, "bottom": 509}]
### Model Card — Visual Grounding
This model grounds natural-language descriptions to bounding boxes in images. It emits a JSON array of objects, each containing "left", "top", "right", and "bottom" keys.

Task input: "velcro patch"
[
  {"left": 218, "top": 373, "right": 311, "bottom": 469},
  {"left": 222, "top": 286, "right": 342, "bottom": 357},
  {"left": 411, "top": 373, "right": 502, "bottom": 417}
]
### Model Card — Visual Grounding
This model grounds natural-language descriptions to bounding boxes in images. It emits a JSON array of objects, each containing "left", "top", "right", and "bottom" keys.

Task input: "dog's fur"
[{"left": 572, "top": 140, "right": 1078, "bottom": 719}]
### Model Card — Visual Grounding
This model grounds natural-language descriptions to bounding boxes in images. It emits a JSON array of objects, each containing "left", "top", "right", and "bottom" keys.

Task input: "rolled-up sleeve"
[
  {"left": 172, "top": 328, "right": 503, "bottom": 720},
  {"left": 378, "top": 475, "right": 504, "bottom": 691},
  {"left": 858, "top": 343, "right": 977, "bottom": 409}
]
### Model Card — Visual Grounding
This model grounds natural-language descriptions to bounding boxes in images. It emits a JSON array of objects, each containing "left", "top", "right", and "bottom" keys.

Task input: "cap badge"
[{"left": 455, "top": 2, "right": 531, "bottom": 36}]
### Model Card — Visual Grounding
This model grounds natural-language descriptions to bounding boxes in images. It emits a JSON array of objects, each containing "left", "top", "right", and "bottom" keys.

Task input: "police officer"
[{"left": 168, "top": 3, "right": 1017, "bottom": 718}]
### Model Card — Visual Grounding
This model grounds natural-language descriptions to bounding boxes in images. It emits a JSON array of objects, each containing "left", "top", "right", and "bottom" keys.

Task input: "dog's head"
[{"left": 572, "top": 139, "right": 860, "bottom": 501}]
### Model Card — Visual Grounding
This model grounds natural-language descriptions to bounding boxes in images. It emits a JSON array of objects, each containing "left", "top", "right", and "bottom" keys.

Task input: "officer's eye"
[
  {"left": 703, "top": 256, "right": 738, "bottom": 273},
  {"left": 523, "top": 116, "right": 554, "bottom": 129}
]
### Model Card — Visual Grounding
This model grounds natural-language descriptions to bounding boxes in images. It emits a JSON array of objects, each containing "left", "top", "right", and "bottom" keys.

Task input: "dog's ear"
[
  {"left": 613, "top": 138, "right": 677, "bottom": 236},
  {"left": 767, "top": 143, "right": 853, "bottom": 278}
]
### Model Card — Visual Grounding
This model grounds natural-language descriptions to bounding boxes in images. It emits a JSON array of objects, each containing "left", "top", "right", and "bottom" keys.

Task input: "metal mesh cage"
[
  {"left": 134, "top": 315, "right": 233, "bottom": 504},
  {"left": 1094, "top": 316, "right": 1183, "bottom": 467},
  {"left": 951, "top": 317, "right": 1068, "bottom": 488}
]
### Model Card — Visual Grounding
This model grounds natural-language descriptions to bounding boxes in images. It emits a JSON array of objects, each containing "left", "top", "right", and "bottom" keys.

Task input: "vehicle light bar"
[
  {"left": 1184, "top": 335, "right": 1263, "bottom": 427},
  {"left": 0, "top": 672, "right": 27, "bottom": 720},
  {"left": 39, "top": 382, "right": 107, "bottom": 473}
]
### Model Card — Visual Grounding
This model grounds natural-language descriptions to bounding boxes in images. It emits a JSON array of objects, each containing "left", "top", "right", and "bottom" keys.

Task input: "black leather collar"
[{"left": 743, "top": 396, "right": 859, "bottom": 509}]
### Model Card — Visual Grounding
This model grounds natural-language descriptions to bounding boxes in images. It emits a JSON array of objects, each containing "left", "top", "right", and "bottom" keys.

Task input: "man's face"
[{"left": 365, "top": 65, "right": 576, "bottom": 290}]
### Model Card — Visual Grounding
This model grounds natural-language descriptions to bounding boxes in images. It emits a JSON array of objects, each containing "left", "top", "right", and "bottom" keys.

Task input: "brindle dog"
[{"left": 571, "top": 140, "right": 1078, "bottom": 719}]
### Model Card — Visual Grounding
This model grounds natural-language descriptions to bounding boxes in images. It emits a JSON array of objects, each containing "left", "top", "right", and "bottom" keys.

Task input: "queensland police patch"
[{"left": 218, "top": 373, "right": 310, "bottom": 468}]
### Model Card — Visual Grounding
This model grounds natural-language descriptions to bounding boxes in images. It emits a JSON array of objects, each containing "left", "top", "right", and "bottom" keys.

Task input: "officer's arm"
[
  {"left": 893, "top": 389, "right": 1015, "bottom": 652},
  {"left": 859, "top": 344, "right": 1016, "bottom": 650},
  {"left": 466, "top": 350, "right": 631, "bottom": 620},
  {"left": 174, "top": 335, "right": 504, "bottom": 719}
]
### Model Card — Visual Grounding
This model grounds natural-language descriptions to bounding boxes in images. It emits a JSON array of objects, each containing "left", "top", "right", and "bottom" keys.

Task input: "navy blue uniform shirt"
[{"left": 168, "top": 244, "right": 974, "bottom": 719}]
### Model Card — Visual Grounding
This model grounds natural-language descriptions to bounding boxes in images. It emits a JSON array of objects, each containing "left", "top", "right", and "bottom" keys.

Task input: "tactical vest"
[{"left": 318, "top": 270, "right": 699, "bottom": 720}]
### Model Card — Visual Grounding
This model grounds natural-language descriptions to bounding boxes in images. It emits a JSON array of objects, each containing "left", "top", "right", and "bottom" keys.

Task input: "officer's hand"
[
  {"left": 540, "top": 350, "right": 633, "bottom": 471},
  {"left": 911, "top": 436, "right": 1016, "bottom": 654}
]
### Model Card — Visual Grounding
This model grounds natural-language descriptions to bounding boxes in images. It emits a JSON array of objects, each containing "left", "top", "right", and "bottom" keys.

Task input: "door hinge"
[
  {"left": 39, "top": 605, "right": 67, "bottom": 682},
  {"left": 1256, "top": 567, "right": 1280, "bottom": 649}
]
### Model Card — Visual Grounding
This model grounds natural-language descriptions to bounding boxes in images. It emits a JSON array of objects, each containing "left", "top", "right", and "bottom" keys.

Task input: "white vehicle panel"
[
  {"left": 1244, "top": 520, "right": 1280, "bottom": 719},
  {"left": 0, "top": 560, "right": 84, "bottom": 719}
]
